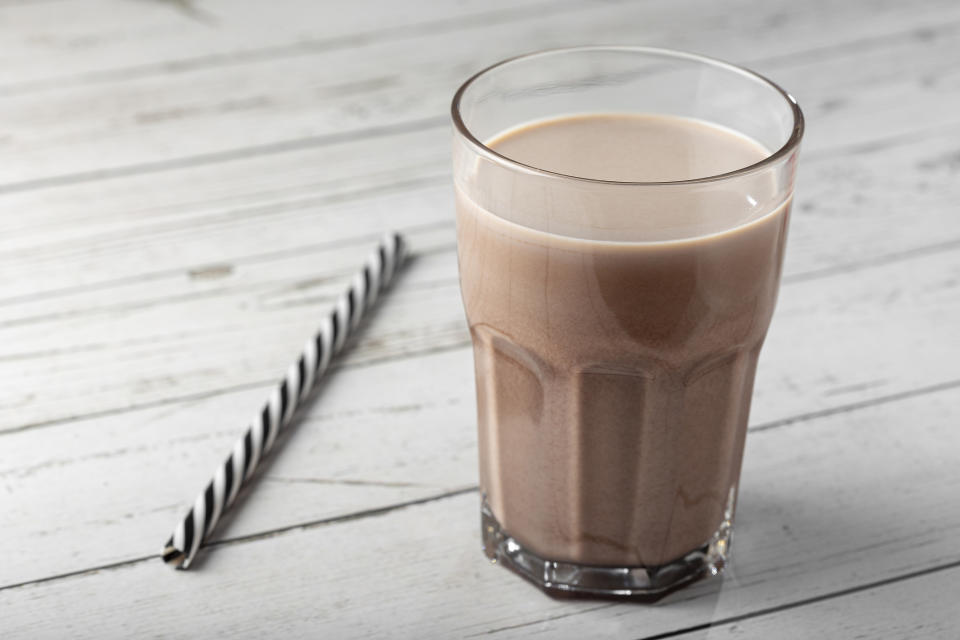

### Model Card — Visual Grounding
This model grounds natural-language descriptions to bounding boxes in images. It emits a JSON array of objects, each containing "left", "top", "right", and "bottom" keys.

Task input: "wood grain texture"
[
  {"left": 2, "top": 171, "right": 958, "bottom": 432},
  {"left": 2, "top": 388, "right": 958, "bottom": 637},
  {"left": 0, "top": 0, "right": 957, "bottom": 431},
  {"left": 1, "top": 0, "right": 958, "bottom": 186},
  {"left": 661, "top": 565, "right": 960, "bottom": 639},
  {"left": 1, "top": 116, "right": 958, "bottom": 431},
  {"left": 0, "top": 0, "right": 949, "bottom": 92},
  {"left": 0, "top": 0, "right": 558, "bottom": 89},
  {"left": 1, "top": 0, "right": 958, "bottom": 636},
  {"left": 2, "top": 245, "right": 959, "bottom": 587}
]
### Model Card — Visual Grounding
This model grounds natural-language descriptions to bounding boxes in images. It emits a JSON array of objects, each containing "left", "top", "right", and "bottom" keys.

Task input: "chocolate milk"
[{"left": 456, "top": 114, "right": 790, "bottom": 567}]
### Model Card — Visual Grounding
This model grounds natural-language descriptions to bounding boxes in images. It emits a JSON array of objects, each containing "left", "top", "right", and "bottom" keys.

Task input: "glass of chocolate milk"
[{"left": 451, "top": 47, "right": 803, "bottom": 598}]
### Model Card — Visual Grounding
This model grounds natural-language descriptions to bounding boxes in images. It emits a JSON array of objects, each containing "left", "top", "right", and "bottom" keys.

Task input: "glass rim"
[{"left": 450, "top": 46, "right": 805, "bottom": 187}]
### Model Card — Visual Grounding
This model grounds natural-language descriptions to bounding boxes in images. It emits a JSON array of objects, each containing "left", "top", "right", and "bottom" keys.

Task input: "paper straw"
[{"left": 162, "top": 232, "right": 406, "bottom": 569}]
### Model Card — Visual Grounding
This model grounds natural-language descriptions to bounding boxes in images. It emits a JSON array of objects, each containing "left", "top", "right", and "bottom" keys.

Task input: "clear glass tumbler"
[{"left": 451, "top": 47, "right": 803, "bottom": 598}]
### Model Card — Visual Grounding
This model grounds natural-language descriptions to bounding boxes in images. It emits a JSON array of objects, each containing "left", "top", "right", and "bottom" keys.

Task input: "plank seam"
[
  {"left": 632, "top": 558, "right": 960, "bottom": 640},
  {"left": 0, "top": 485, "right": 478, "bottom": 592},
  {"left": 0, "top": 0, "right": 610, "bottom": 98}
]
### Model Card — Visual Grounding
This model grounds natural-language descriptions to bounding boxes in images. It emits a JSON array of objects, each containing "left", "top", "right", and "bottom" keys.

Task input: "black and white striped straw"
[{"left": 162, "top": 232, "right": 406, "bottom": 569}]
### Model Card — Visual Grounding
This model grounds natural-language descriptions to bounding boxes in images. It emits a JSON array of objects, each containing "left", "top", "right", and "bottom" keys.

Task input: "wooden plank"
[
  {"left": 0, "top": 124, "right": 450, "bottom": 254},
  {"left": 1, "top": 0, "right": 953, "bottom": 634},
  {"left": 2, "top": 385, "right": 958, "bottom": 636},
  {"left": 0, "top": 126, "right": 453, "bottom": 299},
  {"left": 1, "top": 27, "right": 957, "bottom": 299},
  {"left": 2, "top": 116, "right": 958, "bottom": 430},
  {"left": 0, "top": 0, "right": 949, "bottom": 92},
  {"left": 0, "top": 349, "right": 478, "bottom": 588},
  {"left": 652, "top": 566, "right": 960, "bottom": 639},
  {"left": 2, "top": 244, "right": 958, "bottom": 586},
  {"left": 2, "top": 109, "right": 957, "bottom": 303},
  {"left": 1, "top": 0, "right": 958, "bottom": 185},
  {"left": 0, "top": 0, "right": 557, "bottom": 88},
  {"left": 0, "top": 223, "right": 460, "bottom": 431}
]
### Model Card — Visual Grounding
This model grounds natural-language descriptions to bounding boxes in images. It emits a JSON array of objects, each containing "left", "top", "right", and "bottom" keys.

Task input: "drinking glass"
[{"left": 451, "top": 47, "right": 803, "bottom": 598}]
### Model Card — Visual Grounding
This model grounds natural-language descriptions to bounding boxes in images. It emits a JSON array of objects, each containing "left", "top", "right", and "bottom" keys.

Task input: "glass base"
[{"left": 481, "top": 499, "right": 732, "bottom": 600}]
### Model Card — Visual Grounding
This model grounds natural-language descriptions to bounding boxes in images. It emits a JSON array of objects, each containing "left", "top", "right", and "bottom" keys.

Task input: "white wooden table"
[{"left": 2, "top": 0, "right": 959, "bottom": 637}]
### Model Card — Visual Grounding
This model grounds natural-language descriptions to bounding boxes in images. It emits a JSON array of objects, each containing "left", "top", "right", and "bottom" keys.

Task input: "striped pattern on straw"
[{"left": 162, "top": 232, "right": 406, "bottom": 569}]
